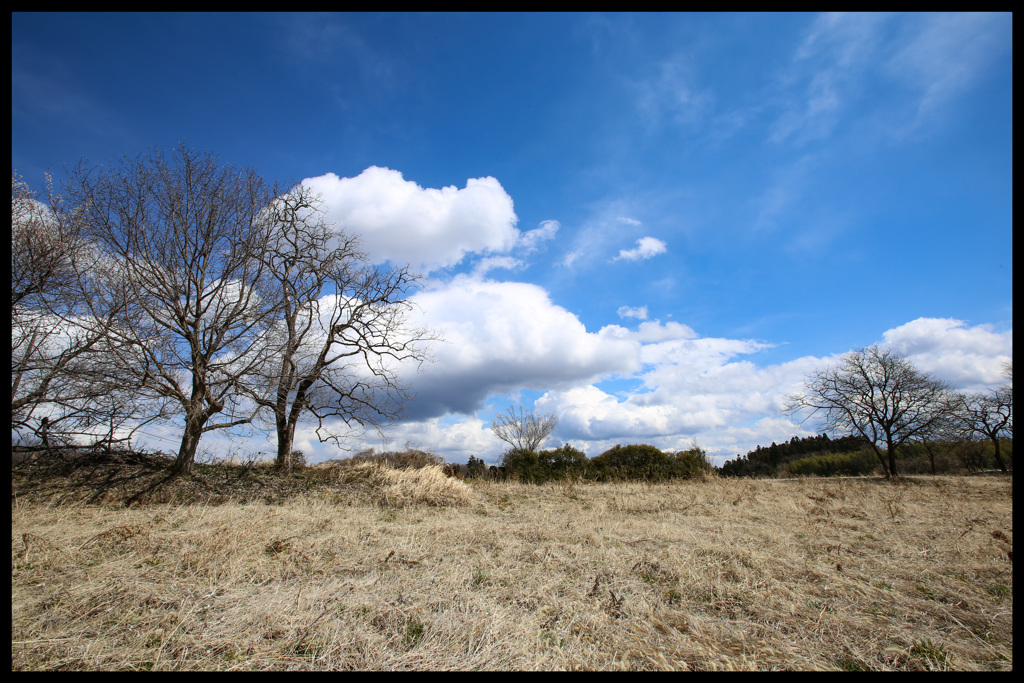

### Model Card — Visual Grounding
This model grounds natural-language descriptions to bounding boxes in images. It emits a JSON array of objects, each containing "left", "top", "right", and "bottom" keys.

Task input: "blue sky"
[{"left": 12, "top": 12, "right": 1013, "bottom": 465}]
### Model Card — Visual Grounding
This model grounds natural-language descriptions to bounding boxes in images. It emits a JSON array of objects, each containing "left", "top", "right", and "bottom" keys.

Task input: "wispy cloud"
[
  {"left": 617, "top": 305, "right": 648, "bottom": 320},
  {"left": 884, "top": 12, "right": 1012, "bottom": 134},
  {"left": 634, "top": 53, "right": 713, "bottom": 132},
  {"left": 518, "top": 219, "right": 560, "bottom": 252},
  {"left": 769, "top": 12, "right": 886, "bottom": 145},
  {"left": 472, "top": 256, "right": 523, "bottom": 278},
  {"left": 768, "top": 12, "right": 1012, "bottom": 145}
]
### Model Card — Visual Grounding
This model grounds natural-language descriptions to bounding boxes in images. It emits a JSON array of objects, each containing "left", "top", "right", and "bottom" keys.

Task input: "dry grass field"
[{"left": 11, "top": 459, "right": 1013, "bottom": 670}]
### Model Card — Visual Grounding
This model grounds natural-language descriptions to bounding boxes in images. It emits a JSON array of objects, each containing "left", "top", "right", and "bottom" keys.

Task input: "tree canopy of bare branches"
[
  {"left": 252, "top": 184, "right": 434, "bottom": 472},
  {"left": 12, "top": 172, "right": 165, "bottom": 449},
  {"left": 951, "top": 362, "right": 1012, "bottom": 472},
  {"left": 787, "top": 345, "right": 949, "bottom": 479},
  {"left": 490, "top": 404, "right": 559, "bottom": 453},
  {"left": 59, "top": 144, "right": 285, "bottom": 476}
]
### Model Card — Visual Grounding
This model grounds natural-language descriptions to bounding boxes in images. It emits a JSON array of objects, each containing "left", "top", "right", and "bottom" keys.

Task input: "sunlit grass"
[{"left": 12, "top": 465, "right": 1013, "bottom": 670}]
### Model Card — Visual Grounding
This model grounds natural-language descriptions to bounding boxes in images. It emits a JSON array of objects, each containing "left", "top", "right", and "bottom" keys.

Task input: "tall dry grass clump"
[{"left": 324, "top": 460, "right": 474, "bottom": 508}]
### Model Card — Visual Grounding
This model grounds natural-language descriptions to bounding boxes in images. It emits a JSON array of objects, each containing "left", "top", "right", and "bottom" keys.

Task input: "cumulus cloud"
[
  {"left": 631, "top": 320, "right": 698, "bottom": 343},
  {"left": 301, "top": 167, "right": 519, "bottom": 272},
  {"left": 373, "top": 415, "right": 499, "bottom": 464},
  {"left": 282, "top": 303, "right": 1011, "bottom": 467},
  {"left": 534, "top": 316, "right": 1011, "bottom": 462},
  {"left": 531, "top": 319, "right": 802, "bottom": 449},
  {"left": 397, "top": 274, "right": 642, "bottom": 419},
  {"left": 880, "top": 317, "right": 1012, "bottom": 391},
  {"left": 613, "top": 236, "right": 667, "bottom": 261}
]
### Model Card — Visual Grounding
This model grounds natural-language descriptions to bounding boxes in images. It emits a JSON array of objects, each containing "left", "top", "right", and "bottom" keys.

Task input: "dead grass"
[
  {"left": 11, "top": 469, "right": 1012, "bottom": 670},
  {"left": 323, "top": 461, "right": 475, "bottom": 508}
]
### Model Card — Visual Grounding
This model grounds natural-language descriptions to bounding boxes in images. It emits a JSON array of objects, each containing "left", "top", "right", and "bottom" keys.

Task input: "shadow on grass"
[{"left": 11, "top": 447, "right": 375, "bottom": 508}]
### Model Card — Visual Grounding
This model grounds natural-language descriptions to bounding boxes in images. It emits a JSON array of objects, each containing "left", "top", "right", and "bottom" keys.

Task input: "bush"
[
  {"left": 669, "top": 443, "right": 712, "bottom": 480},
  {"left": 589, "top": 444, "right": 671, "bottom": 481},
  {"left": 501, "top": 449, "right": 542, "bottom": 483},
  {"left": 538, "top": 444, "right": 588, "bottom": 480}
]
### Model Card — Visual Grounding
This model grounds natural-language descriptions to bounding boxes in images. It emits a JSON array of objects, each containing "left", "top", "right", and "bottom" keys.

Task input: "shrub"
[
  {"left": 589, "top": 444, "right": 671, "bottom": 481},
  {"left": 538, "top": 444, "right": 588, "bottom": 480},
  {"left": 501, "top": 449, "right": 542, "bottom": 483},
  {"left": 669, "top": 443, "right": 712, "bottom": 480}
]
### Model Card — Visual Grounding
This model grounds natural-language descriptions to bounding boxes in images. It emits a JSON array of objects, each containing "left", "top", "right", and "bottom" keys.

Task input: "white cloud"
[
  {"left": 262, "top": 303, "right": 1011, "bottom": 467},
  {"left": 561, "top": 249, "right": 583, "bottom": 269},
  {"left": 397, "top": 274, "right": 642, "bottom": 419},
  {"left": 301, "top": 167, "right": 519, "bottom": 272},
  {"left": 529, "top": 316, "right": 1012, "bottom": 464},
  {"left": 613, "top": 236, "right": 667, "bottom": 261},
  {"left": 533, "top": 319, "right": 810, "bottom": 458},
  {"left": 373, "top": 415, "right": 500, "bottom": 465},
  {"left": 557, "top": 200, "right": 658, "bottom": 271},
  {"left": 880, "top": 317, "right": 1012, "bottom": 391},
  {"left": 518, "top": 219, "right": 560, "bottom": 252},
  {"left": 601, "top": 320, "right": 698, "bottom": 343},
  {"left": 632, "top": 320, "right": 698, "bottom": 343},
  {"left": 770, "top": 12, "right": 886, "bottom": 145},
  {"left": 616, "top": 305, "right": 648, "bottom": 320}
]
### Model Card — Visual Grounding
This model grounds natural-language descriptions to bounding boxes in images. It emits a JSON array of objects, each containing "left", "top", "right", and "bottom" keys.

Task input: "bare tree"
[
  {"left": 251, "top": 185, "right": 433, "bottom": 472},
  {"left": 952, "top": 364, "right": 1012, "bottom": 472},
  {"left": 12, "top": 172, "right": 162, "bottom": 449},
  {"left": 12, "top": 172, "right": 78, "bottom": 312},
  {"left": 61, "top": 144, "right": 284, "bottom": 477},
  {"left": 787, "top": 345, "right": 949, "bottom": 479},
  {"left": 490, "top": 404, "right": 559, "bottom": 453}
]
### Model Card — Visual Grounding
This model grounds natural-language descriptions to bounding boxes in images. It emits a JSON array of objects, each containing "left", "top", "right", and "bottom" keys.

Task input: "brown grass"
[{"left": 11, "top": 468, "right": 1012, "bottom": 670}]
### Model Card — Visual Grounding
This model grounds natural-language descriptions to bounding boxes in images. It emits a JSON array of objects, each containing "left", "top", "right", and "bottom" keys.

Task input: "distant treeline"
[
  {"left": 719, "top": 433, "right": 1013, "bottom": 478},
  {"left": 333, "top": 434, "right": 1011, "bottom": 483},
  {"left": 719, "top": 434, "right": 868, "bottom": 477}
]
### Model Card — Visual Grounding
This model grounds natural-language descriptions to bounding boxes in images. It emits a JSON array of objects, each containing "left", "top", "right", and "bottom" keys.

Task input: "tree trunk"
[
  {"left": 170, "top": 420, "right": 203, "bottom": 477},
  {"left": 886, "top": 437, "right": 899, "bottom": 480},
  {"left": 276, "top": 420, "right": 295, "bottom": 473},
  {"left": 870, "top": 444, "right": 889, "bottom": 478},
  {"left": 991, "top": 437, "right": 1008, "bottom": 473}
]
